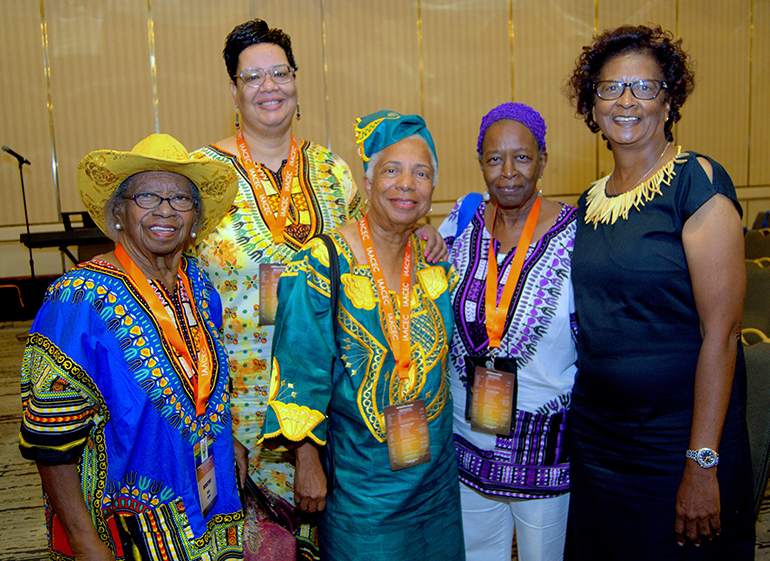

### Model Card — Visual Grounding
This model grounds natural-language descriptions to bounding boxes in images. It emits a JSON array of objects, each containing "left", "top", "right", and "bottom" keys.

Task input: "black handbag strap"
[
  {"left": 314, "top": 233, "right": 339, "bottom": 493},
  {"left": 315, "top": 234, "right": 339, "bottom": 334}
]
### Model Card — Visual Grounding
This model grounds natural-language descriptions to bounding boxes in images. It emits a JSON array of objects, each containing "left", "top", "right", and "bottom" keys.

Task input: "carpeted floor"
[{"left": 1, "top": 318, "right": 770, "bottom": 559}]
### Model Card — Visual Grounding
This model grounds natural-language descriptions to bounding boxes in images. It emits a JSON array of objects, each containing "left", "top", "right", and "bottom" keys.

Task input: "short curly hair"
[
  {"left": 223, "top": 19, "right": 297, "bottom": 83},
  {"left": 567, "top": 25, "right": 694, "bottom": 144}
]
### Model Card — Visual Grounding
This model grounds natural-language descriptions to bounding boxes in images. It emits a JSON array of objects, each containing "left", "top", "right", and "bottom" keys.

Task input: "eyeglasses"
[
  {"left": 124, "top": 192, "right": 196, "bottom": 212},
  {"left": 238, "top": 65, "right": 295, "bottom": 88},
  {"left": 595, "top": 80, "right": 667, "bottom": 100}
]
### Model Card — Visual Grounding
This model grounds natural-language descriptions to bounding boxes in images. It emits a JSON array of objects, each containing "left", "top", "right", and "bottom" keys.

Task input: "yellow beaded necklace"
[{"left": 584, "top": 145, "right": 688, "bottom": 228}]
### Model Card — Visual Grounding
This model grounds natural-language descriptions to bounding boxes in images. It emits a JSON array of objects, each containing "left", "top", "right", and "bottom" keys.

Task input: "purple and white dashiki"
[{"left": 439, "top": 196, "right": 578, "bottom": 499}]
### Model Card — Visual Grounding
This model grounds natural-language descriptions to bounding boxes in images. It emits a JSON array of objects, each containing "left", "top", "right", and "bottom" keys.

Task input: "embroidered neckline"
[{"left": 584, "top": 145, "right": 688, "bottom": 227}]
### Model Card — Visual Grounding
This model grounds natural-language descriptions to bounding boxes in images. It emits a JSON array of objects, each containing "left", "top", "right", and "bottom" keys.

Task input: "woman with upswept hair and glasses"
[
  {"left": 193, "top": 19, "right": 447, "bottom": 558},
  {"left": 565, "top": 25, "right": 754, "bottom": 560}
]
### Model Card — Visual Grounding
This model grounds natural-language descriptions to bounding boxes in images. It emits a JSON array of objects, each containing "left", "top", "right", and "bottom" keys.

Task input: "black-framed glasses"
[
  {"left": 238, "top": 64, "right": 295, "bottom": 88},
  {"left": 595, "top": 80, "right": 667, "bottom": 100},
  {"left": 124, "top": 192, "right": 196, "bottom": 212}
]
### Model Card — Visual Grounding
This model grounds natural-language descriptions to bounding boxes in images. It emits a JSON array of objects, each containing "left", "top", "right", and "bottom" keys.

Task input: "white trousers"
[{"left": 459, "top": 482, "right": 569, "bottom": 561}]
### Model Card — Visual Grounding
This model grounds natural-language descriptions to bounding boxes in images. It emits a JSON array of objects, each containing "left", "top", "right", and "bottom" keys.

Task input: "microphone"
[{"left": 2, "top": 145, "right": 30, "bottom": 166}]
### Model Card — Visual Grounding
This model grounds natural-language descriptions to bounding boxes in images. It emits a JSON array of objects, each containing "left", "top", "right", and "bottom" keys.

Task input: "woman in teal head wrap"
[{"left": 260, "top": 110, "right": 464, "bottom": 560}]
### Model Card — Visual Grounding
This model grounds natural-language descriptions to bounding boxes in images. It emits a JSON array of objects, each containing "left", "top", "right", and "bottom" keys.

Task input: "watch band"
[{"left": 686, "top": 447, "right": 719, "bottom": 468}]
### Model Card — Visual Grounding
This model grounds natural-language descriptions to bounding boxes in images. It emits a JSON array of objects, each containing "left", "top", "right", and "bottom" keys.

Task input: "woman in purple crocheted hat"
[{"left": 438, "top": 102, "right": 578, "bottom": 561}]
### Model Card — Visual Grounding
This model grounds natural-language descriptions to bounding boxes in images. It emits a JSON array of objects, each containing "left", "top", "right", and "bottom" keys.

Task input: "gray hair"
[
  {"left": 105, "top": 172, "right": 202, "bottom": 239},
  {"left": 364, "top": 134, "right": 438, "bottom": 188}
]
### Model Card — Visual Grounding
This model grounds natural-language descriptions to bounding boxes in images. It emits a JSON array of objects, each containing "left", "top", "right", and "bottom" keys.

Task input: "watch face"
[{"left": 697, "top": 448, "right": 718, "bottom": 468}]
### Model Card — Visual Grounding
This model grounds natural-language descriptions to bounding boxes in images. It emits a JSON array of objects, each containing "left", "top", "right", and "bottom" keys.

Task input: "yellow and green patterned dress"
[
  {"left": 261, "top": 233, "right": 465, "bottom": 561},
  {"left": 194, "top": 140, "right": 362, "bottom": 504}
]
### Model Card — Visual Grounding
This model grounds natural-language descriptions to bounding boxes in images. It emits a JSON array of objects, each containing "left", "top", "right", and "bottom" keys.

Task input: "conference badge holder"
[
  {"left": 258, "top": 263, "right": 286, "bottom": 325},
  {"left": 463, "top": 356, "right": 518, "bottom": 436},
  {"left": 195, "top": 434, "right": 218, "bottom": 516},
  {"left": 384, "top": 399, "right": 431, "bottom": 471}
]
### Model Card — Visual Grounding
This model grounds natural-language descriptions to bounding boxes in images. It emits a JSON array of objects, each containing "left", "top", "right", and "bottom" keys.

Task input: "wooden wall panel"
[
  {"left": 153, "top": 0, "right": 251, "bottom": 152},
  {"left": 421, "top": 0, "right": 510, "bottom": 204},
  {"left": 1, "top": 0, "right": 770, "bottom": 249},
  {"left": 0, "top": 1, "right": 56, "bottom": 226},
  {"left": 679, "top": 0, "right": 751, "bottom": 185},
  {"left": 323, "top": 0, "right": 422, "bottom": 184},
  {"left": 513, "top": 0, "right": 595, "bottom": 199},
  {"left": 247, "top": 1, "right": 328, "bottom": 153},
  {"left": 752, "top": 0, "right": 770, "bottom": 185},
  {"left": 46, "top": 0, "right": 155, "bottom": 213}
]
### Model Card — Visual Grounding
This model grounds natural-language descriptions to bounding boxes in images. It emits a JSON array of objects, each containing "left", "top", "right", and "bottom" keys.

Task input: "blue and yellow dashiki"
[
  {"left": 19, "top": 256, "right": 242, "bottom": 560},
  {"left": 261, "top": 232, "right": 465, "bottom": 561}
]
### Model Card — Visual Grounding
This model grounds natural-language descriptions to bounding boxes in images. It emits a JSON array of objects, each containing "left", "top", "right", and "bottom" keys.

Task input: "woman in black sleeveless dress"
[{"left": 565, "top": 25, "right": 754, "bottom": 560}]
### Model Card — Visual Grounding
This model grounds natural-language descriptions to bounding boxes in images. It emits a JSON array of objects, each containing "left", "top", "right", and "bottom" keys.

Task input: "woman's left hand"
[
  {"left": 414, "top": 223, "right": 448, "bottom": 263},
  {"left": 674, "top": 463, "right": 721, "bottom": 546}
]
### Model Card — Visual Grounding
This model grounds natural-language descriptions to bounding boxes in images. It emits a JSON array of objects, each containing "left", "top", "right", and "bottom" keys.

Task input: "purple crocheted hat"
[{"left": 477, "top": 102, "right": 547, "bottom": 155}]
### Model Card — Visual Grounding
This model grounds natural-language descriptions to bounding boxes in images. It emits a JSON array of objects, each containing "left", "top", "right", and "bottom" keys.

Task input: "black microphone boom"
[{"left": 2, "top": 145, "right": 30, "bottom": 166}]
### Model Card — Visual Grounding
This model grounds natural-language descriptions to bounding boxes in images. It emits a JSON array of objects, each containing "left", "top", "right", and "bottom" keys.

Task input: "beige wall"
[{"left": 1, "top": 0, "right": 769, "bottom": 275}]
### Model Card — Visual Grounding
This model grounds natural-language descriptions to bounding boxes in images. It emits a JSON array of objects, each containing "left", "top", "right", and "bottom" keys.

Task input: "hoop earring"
[
  {"left": 235, "top": 107, "right": 239, "bottom": 129},
  {"left": 296, "top": 102, "right": 301, "bottom": 121}
]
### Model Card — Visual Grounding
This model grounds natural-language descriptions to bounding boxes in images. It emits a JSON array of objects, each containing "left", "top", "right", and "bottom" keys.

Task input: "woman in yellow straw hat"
[{"left": 19, "top": 134, "right": 243, "bottom": 560}]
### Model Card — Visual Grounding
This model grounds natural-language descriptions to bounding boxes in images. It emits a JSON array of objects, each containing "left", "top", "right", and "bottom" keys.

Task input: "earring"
[
  {"left": 235, "top": 107, "right": 239, "bottom": 129},
  {"left": 482, "top": 190, "right": 490, "bottom": 202},
  {"left": 428, "top": 206, "right": 434, "bottom": 215},
  {"left": 190, "top": 231, "right": 197, "bottom": 239},
  {"left": 296, "top": 102, "right": 301, "bottom": 121},
  {"left": 114, "top": 224, "right": 122, "bottom": 230},
  {"left": 537, "top": 178, "right": 543, "bottom": 196}
]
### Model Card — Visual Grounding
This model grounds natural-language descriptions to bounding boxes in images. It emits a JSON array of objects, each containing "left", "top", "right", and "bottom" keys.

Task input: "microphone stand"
[{"left": 15, "top": 158, "right": 34, "bottom": 279}]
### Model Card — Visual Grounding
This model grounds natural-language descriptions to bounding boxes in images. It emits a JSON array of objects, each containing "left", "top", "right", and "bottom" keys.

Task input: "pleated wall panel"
[
  {"left": 420, "top": 0, "right": 511, "bottom": 205},
  {"left": 153, "top": 0, "right": 251, "bottom": 152},
  {"left": 2, "top": 0, "right": 770, "bottom": 234},
  {"left": 323, "top": 0, "right": 423, "bottom": 184},
  {"left": 752, "top": 0, "right": 770, "bottom": 186},
  {"left": 512, "top": 0, "right": 595, "bottom": 200},
  {"left": 46, "top": 0, "right": 155, "bottom": 213},
  {"left": 0, "top": 1, "right": 57, "bottom": 226},
  {"left": 679, "top": 0, "right": 751, "bottom": 186}
]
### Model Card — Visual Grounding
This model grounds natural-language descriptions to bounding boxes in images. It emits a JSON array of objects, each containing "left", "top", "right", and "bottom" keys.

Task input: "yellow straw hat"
[{"left": 77, "top": 133, "right": 237, "bottom": 242}]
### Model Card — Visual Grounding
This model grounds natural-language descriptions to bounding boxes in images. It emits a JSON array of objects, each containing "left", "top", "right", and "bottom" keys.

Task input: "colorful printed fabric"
[
  {"left": 194, "top": 140, "right": 363, "bottom": 503},
  {"left": 19, "top": 256, "right": 242, "bottom": 560},
  {"left": 439, "top": 197, "right": 578, "bottom": 498},
  {"left": 261, "top": 233, "right": 464, "bottom": 561}
]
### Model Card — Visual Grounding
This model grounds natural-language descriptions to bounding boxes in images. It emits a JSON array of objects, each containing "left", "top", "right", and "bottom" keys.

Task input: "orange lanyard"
[
  {"left": 115, "top": 244, "right": 213, "bottom": 415},
  {"left": 358, "top": 217, "right": 413, "bottom": 380},
  {"left": 485, "top": 197, "right": 541, "bottom": 349},
  {"left": 236, "top": 132, "right": 299, "bottom": 244}
]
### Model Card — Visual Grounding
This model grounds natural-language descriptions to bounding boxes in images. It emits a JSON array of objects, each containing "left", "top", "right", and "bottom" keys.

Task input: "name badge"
[
  {"left": 470, "top": 367, "right": 516, "bottom": 436},
  {"left": 194, "top": 435, "right": 218, "bottom": 517},
  {"left": 384, "top": 399, "right": 431, "bottom": 471},
  {"left": 259, "top": 263, "right": 286, "bottom": 325}
]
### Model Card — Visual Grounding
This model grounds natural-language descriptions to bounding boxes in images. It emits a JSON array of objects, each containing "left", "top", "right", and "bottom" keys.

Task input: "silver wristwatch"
[{"left": 686, "top": 448, "right": 719, "bottom": 468}]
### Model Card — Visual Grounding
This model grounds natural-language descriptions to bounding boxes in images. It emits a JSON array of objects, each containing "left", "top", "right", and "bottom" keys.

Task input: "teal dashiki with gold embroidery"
[
  {"left": 19, "top": 255, "right": 242, "bottom": 560},
  {"left": 260, "top": 232, "right": 465, "bottom": 561}
]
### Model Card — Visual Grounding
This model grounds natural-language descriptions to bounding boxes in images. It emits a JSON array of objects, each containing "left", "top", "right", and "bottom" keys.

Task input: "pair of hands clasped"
[{"left": 234, "top": 438, "right": 327, "bottom": 513}]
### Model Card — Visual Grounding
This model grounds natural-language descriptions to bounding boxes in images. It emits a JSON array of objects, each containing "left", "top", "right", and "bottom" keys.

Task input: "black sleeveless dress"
[{"left": 567, "top": 152, "right": 755, "bottom": 560}]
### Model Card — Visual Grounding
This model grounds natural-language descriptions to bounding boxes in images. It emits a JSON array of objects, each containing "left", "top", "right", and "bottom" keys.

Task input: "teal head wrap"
[{"left": 353, "top": 110, "right": 437, "bottom": 172}]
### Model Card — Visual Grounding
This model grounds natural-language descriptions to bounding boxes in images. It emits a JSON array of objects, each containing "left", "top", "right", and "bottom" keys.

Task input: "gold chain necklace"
[{"left": 609, "top": 141, "right": 671, "bottom": 195}]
